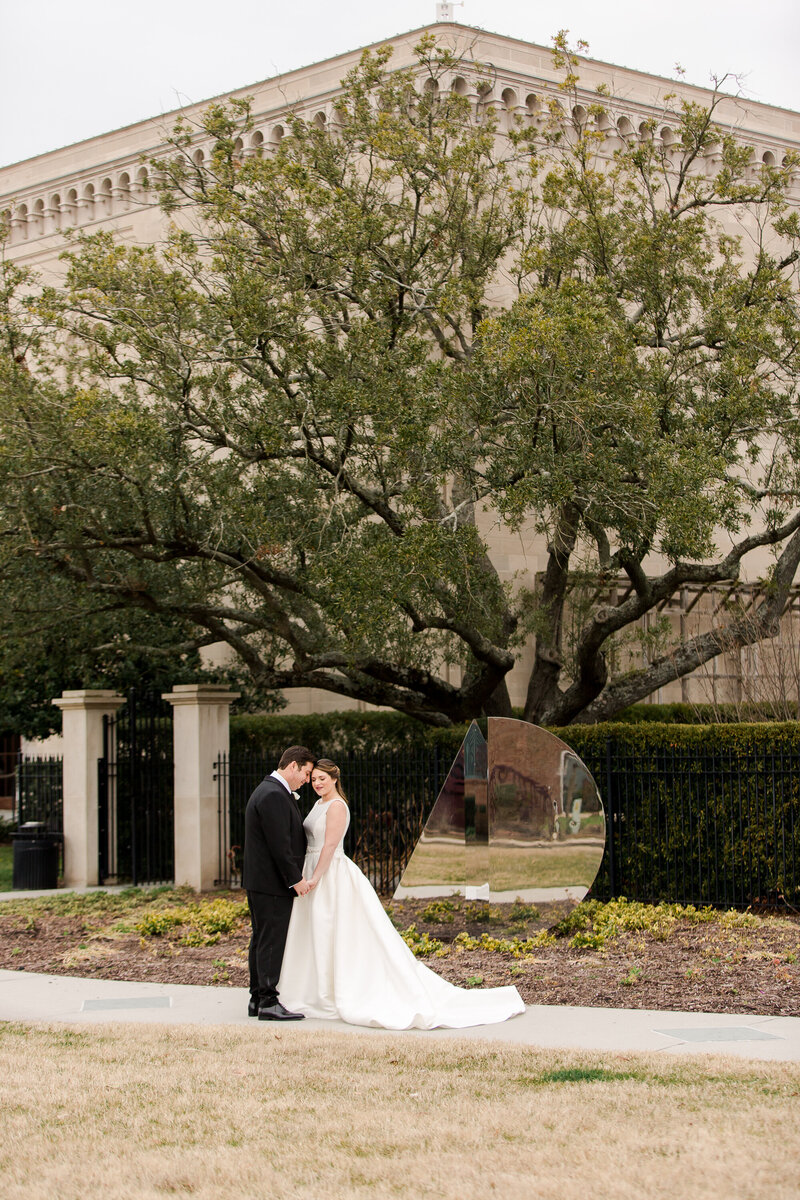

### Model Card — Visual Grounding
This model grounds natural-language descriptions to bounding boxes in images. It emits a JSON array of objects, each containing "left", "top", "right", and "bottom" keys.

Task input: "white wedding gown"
[{"left": 278, "top": 798, "right": 525, "bottom": 1030}]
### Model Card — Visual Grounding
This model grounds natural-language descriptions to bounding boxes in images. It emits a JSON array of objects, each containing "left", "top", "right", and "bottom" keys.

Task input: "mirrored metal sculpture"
[
  {"left": 395, "top": 717, "right": 605, "bottom": 926},
  {"left": 394, "top": 726, "right": 473, "bottom": 897},
  {"left": 464, "top": 721, "right": 489, "bottom": 900}
]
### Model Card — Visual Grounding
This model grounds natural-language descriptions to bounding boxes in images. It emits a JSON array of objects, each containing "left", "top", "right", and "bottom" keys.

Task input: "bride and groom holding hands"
[{"left": 243, "top": 744, "right": 525, "bottom": 1030}]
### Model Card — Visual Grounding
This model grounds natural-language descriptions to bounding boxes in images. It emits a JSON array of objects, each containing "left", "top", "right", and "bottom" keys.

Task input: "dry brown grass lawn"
[{"left": 2, "top": 1024, "right": 799, "bottom": 1200}]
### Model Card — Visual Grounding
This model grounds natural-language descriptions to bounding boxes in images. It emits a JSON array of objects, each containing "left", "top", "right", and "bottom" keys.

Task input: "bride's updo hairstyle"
[{"left": 314, "top": 758, "right": 347, "bottom": 803}]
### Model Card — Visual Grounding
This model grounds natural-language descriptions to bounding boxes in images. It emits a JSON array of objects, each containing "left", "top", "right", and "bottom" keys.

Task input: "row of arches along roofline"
[
  {"left": 434, "top": 76, "right": 796, "bottom": 163},
  {"left": 3, "top": 81, "right": 796, "bottom": 243},
  {"left": 1, "top": 125, "right": 287, "bottom": 243}
]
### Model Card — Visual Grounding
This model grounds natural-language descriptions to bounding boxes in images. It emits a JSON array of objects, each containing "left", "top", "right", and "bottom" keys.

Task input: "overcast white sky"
[{"left": 2, "top": 0, "right": 799, "bottom": 168}]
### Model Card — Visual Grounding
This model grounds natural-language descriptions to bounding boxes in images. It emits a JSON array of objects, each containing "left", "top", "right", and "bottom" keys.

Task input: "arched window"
[
  {"left": 81, "top": 183, "right": 95, "bottom": 223},
  {"left": 32, "top": 197, "right": 45, "bottom": 236},
  {"left": 99, "top": 177, "right": 113, "bottom": 216},
  {"left": 64, "top": 188, "right": 78, "bottom": 223},
  {"left": 47, "top": 193, "right": 62, "bottom": 231},
  {"left": 13, "top": 203, "right": 28, "bottom": 242}
]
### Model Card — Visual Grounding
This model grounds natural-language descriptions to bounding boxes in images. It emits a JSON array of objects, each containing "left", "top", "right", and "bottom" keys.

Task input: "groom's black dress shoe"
[
  {"left": 257, "top": 1001, "right": 305, "bottom": 1021},
  {"left": 248, "top": 998, "right": 259, "bottom": 1017}
]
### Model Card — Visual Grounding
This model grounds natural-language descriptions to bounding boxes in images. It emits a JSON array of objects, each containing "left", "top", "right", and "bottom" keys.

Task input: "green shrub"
[
  {"left": 134, "top": 897, "right": 249, "bottom": 942},
  {"left": 230, "top": 710, "right": 475, "bottom": 758},
  {"left": 180, "top": 929, "right": 221, "bottom": 947},
  {"left": 135, "top": 910, "right": 185, "bottom": 937},
  {"left": 420, "top": 899, "right": 456, "bottom": 924},
  {"left": 399, "top": 924, "right": 445, "bottom": 956},
  {"left": 549, "top": 898, "right": 764, "bottom": 951},
  {"left": 191, "top": 898, "right": 246, "bottom": 935}
]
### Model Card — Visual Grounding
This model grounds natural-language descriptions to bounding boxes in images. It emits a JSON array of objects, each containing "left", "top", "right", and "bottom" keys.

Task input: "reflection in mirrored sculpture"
[
  {"left": 487, "top": 718, "right": 605, "bottom": 903},
  {"left": 464, "top": 720, "right": 489, "bottom": 899},
  {"left": 394, "top": 728, "right": 472, "bottom": 895},
  {"left": 395, "top": 717, "right": 605, "bottom": 926}
]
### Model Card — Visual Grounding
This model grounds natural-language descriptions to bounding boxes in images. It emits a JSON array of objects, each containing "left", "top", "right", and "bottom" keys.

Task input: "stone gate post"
[
  {"left": 162, "top": 684, "right": 240, "bottom": 891},
  {"left": 52, "top": 689, "right": 125, "bottom": 888}
]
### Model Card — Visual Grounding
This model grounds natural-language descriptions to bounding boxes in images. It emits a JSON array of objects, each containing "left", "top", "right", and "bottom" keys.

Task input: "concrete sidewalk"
[{"left": 2, "top": 967, "right": 799, "bottom": 1061}]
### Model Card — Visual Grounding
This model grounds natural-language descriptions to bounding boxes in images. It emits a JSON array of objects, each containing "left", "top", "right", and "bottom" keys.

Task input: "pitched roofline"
[{"left": 5, "top": 20, "right": 798, "bottom": 173}]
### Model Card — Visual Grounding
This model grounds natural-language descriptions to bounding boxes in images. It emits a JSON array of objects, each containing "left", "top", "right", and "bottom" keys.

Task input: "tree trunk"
[{"left": 523, "top": 504, "right": 580, "bottom": 723}]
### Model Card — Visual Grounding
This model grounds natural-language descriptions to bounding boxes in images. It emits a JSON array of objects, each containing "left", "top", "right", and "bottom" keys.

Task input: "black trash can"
[{"left": 12, "top": 822, "right": 62, "bottom": 890}]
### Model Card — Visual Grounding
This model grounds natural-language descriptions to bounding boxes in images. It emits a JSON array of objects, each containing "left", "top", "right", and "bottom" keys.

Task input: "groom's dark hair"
[{"left": 278, "top": 745, "right": 315, "bottom": 770}]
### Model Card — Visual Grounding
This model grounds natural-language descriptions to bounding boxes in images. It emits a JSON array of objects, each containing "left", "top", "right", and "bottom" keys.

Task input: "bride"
[{"left": 278, "top": 759, "right": 525, "bottom": 1030}]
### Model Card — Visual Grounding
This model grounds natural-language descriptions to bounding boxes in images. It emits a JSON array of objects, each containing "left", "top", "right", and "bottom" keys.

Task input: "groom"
[{"left": 243, "top": 744, "right": 315, "bottom": 1021}]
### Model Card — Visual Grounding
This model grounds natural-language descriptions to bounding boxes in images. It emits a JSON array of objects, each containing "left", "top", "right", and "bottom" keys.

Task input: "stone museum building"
[{"left": 4, "top": 20, "right": 800, "bottom": 719}]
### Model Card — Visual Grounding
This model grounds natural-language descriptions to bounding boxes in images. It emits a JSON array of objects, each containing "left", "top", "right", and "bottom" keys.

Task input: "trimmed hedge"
[
  {"left": 231, "top": 707, "right": 800, "bottom": 758},
  {"left": 556, "top": 719, "right": 800, "bottom": 758},
  {"left": 230, "top": 710, "right": 474, "bottom": 758}
]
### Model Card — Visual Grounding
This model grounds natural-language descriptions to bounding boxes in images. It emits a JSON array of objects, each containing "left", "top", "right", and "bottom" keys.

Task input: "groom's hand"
[{"left": 293, "top": 879, "right": 311, "bottom": 896}]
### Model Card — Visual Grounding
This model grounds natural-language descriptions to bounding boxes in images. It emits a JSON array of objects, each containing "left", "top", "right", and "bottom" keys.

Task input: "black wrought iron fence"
[
  {"left": 215, "top": 747, "right": 447, "bottom": 893},
  {"left": 98, "top": 688, "right": 174, "bottom": 885},
  {"left": 16, "top": 754, "right": 63, "bottom": 832},
  {"left": 16, "top": 755, "right": 64, "bottom": 875},
  {"left": 585, "top": 741, "right": 800, "bottom": 909},
  {"left": 218, "top": 738, "right": 800, "bottom": 909}
]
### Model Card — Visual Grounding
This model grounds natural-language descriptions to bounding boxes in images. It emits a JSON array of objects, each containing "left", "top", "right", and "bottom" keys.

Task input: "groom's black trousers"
[{"left": 247, "top": 891, "right": 293, "bottom": 1005}]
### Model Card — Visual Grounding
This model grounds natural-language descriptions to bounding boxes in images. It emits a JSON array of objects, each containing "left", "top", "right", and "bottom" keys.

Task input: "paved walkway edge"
[{"left": 1, "top": 969, "right": 799, "bottom": 1061}]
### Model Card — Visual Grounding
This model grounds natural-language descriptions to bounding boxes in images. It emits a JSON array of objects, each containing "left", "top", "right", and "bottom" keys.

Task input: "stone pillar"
[
  {"left": 52, "top": 690, "right": 125, "bottom": 888},
  {"left": 162, "top": 685, "right": 240, "bottom": 892}
]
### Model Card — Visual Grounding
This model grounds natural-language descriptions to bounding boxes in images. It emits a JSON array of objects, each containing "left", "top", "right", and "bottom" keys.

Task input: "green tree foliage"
[
  {"left": 0, "top": 528, "right": 241, "bottom": 738},
  {"left": 0, "top": 264, "right": 264, "bottom": 736},
  {"left": 2, "top": 35, "right": 800, "bottom": 726}
]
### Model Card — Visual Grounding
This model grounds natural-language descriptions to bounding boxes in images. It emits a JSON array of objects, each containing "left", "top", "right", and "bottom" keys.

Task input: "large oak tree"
[{"left": 2, "top": 35, "right": 800, "bottom": 726}]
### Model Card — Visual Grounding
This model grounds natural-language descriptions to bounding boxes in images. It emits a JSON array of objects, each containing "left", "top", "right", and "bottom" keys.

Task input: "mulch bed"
[{"left": 1, "top": 894, "right": 798, "bottom": 1017}]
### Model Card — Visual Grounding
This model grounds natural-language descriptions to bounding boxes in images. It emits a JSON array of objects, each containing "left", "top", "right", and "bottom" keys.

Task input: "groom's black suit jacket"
[{"left": 242, "top": 775, "right": 307, "bottom": 895}]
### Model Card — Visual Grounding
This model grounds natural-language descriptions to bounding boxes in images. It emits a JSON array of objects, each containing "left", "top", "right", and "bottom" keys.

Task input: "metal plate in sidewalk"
[
  {"left": 82, "top": 996, "right": 173, "bottom": 1011},
  {"left": 654, "top": 1025, "right": 782, "bottom": 1043}
]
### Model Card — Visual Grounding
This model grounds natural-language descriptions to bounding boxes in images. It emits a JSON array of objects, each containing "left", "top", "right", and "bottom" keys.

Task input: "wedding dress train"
[{"left": 278, "top": 798, "right": 525, "bottom": 1030}]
